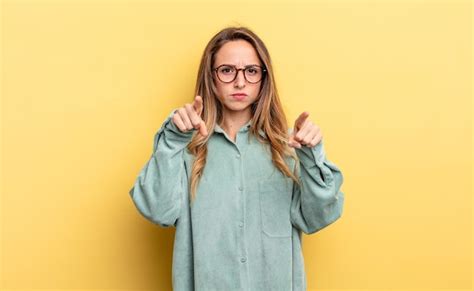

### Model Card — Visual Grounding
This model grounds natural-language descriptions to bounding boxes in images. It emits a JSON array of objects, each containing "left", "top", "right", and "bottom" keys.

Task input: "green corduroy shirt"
[{"left": 129, "top": 109, "right": 345, "bottom": 291}]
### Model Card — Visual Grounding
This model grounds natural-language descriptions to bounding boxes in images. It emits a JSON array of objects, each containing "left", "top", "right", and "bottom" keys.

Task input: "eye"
[
  {"left": 219, "top": 66, "right": 234, "bottom": 74},
  {"left": 246, "top": 67, "right": 259, "bottom": 75}
]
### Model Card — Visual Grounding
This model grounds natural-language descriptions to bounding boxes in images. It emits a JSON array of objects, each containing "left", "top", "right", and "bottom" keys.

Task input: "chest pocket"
[{"left": 258, "top": 176, "right": 293, "bottom": 238}]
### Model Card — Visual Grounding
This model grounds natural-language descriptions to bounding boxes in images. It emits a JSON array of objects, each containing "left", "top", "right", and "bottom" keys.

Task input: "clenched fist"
[{"left": 172, "top": 95, "right": 209, "bottom": 137}]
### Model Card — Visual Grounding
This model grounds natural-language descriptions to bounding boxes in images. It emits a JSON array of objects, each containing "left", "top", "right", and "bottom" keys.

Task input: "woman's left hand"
[{"left": 288, "top": 111, "right": 323, "bottom": 148}]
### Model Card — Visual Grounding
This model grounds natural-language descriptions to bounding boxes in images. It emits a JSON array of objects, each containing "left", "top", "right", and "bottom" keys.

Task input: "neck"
[{"left": 219, "top": 108, "right": 252, "bottom": 133}]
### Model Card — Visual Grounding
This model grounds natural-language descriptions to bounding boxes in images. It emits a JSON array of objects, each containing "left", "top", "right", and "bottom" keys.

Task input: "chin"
[{"left": 224, "top": 103, "right": 251, "bottom": 111}]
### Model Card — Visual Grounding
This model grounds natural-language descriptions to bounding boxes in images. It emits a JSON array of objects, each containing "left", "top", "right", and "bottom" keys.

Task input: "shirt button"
[
  {"left": 238, "top": 222, "right": 244, "bottom": 228},
  {"left": 236, "top": 154, "right": 241, "bottom": 158},
  {"left": 238, "top": 186, "right": 243, "bottom": 191},
  {"left": 240, "top": 257, "right": 247, "bottom": 263}
]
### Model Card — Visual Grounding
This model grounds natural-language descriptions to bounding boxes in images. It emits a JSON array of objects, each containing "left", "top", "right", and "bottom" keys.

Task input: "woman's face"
[{"left": 213, "top": 40, "right": 263, "bottom": 117}]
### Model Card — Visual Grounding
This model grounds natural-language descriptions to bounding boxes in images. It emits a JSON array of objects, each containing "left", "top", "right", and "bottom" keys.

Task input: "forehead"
[{"left": 214, "top": 40, "right": 261, "bottom": 66}]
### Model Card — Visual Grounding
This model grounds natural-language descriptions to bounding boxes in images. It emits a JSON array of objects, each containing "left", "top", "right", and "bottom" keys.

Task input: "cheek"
[
  {"left": 213, "top": 80, "right": 224, "bottom": 95},
  {"left": 215, "top": 83, "right": 232, "bottom": 102},
  {"left": 251, "top": 84, "right": 262, "bottom": 96},
  {"left": 249, "top": 85, "right": 262, "bottom": 103},
  {"left": 213, "top": 76, "right": 227, "bottom": 91}
]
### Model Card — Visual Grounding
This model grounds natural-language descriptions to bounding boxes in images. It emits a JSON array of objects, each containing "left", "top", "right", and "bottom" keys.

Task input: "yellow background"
[{"left": 1, "top": 0, "right": 471, "bottom": 290}]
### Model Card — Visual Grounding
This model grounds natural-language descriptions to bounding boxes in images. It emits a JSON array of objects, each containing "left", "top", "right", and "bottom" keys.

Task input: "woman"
[{"left": 129, "top": 26, "right": 345, "bottom": 291}]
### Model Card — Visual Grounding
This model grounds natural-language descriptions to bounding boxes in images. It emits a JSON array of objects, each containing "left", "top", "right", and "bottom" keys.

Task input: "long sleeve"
[
  {"left": 129, "top": 109, "right": 194, "bottom": 228},
  {"left": 290, "top": 140, "right": 345, "bottom": 234}
]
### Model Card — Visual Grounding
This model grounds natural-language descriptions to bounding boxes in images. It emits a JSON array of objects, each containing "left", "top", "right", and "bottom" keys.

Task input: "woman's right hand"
[{"left": 172, "top": 95, "right": 209, "bottom": 137}]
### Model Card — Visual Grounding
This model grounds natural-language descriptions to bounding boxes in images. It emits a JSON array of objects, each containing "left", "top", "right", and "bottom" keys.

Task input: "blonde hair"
[{"left": 187, "top": 26, "right": 301, "bottom": 202}]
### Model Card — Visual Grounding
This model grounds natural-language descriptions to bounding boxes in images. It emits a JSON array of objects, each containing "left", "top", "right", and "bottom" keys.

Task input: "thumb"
[
  {"left": 197, "top": 119, "right": 208, "bottom": 137},
  {"left": 288, "top": 131, "right": 301, "bottom": 148}
]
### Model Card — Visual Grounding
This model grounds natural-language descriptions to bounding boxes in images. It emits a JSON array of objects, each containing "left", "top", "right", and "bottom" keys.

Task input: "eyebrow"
[{"left": 218, "top": 63, "right": 261, "bottom": 68}]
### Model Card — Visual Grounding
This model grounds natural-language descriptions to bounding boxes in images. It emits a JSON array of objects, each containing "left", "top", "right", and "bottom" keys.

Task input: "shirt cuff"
[
  {"left": 295, "top": 140, "right": 334, "bottom": 186},
  {"left": 295, "top": 140, "right": 326, "bottom": 165}
]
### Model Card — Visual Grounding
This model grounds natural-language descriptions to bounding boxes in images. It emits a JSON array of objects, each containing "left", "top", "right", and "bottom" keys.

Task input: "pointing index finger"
[
  {"left": 294, "top": 111, "right": 309, "bottom": 131},
  {"left": 193, "top": 95, "right": 204, "bottom": 116}
]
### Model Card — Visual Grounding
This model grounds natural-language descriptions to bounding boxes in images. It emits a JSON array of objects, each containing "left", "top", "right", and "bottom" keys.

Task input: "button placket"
[
  {"left": 236, "top": 146, "right": 248, "bottom": 269},
  {"left": 237, "top": 150, "right": 244, "bottom": 229}
]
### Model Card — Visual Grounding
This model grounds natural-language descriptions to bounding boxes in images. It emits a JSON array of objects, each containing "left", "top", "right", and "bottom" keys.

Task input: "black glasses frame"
[{"left": 213, "top": 64, "right": 267, "bottom": 84}]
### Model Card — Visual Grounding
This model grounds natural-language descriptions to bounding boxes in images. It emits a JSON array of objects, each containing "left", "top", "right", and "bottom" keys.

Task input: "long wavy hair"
[{"left": 187, "top": 26, "right": 301, "bottom": 202}]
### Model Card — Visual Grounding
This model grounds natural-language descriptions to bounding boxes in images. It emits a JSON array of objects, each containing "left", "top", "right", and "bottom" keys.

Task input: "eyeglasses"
[{"left": 213, "top": 64, "right": 267, "bottom": 84}]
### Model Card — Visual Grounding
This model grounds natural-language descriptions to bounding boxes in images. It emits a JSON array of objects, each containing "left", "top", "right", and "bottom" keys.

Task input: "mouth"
[{"left": 231, "top": 94, "right": 247, "bottom": 101}]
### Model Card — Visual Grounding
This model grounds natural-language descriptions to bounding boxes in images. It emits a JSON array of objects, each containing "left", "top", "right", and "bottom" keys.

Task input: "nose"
[{"left": 234, "top": 70, "right": 246, "bottom": 88}]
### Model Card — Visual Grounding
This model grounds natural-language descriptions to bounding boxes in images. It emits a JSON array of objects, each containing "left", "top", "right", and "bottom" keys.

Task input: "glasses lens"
[
  {"left": 245, "top": 66, "right": 263, "bottom": 83},
  {"left": 217, "top": 65, "right": 236, "bottom": 82}
]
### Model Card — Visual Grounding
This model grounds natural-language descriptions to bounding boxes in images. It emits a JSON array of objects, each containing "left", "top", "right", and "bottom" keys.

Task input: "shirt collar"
[
  {"left": 214, "top": 119, "right": 253, "bottom": 134},
  {"left": 213, "top": 119, "right": 266, "bottom": 138}
]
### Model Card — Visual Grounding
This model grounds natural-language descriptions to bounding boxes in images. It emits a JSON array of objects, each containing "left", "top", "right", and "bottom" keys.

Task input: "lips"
[{"left": 231, "top": 94, "right": 247, "bottom": 101}]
